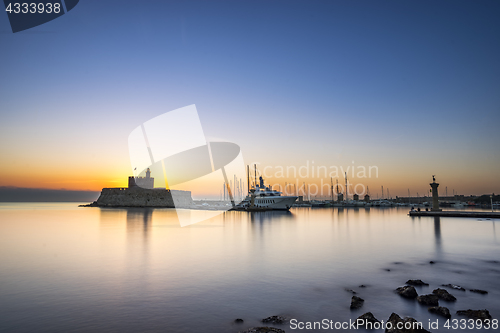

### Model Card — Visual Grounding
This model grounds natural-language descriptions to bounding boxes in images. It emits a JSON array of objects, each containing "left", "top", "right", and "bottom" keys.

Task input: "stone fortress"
[{"left": 87, "top": 168, "right": 193, "bottom": 208}]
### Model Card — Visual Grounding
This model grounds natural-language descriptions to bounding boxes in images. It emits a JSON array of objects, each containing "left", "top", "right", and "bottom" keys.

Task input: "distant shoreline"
[{"left": 0, "top": 187, "right": 99, "bottom": 202}]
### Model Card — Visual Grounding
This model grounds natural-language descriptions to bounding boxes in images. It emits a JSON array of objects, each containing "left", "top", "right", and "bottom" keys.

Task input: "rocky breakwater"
[{"left": 81, "top": 187, "right": 193, "bottom": 208}]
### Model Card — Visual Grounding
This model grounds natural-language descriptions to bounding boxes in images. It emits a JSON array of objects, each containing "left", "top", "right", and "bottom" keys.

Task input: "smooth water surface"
[{"left": 1, "top": 203, "right": 499, "bottom": 332}]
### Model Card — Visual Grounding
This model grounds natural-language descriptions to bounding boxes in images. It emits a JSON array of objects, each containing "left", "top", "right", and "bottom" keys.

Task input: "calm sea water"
[{"left": 0, "top": 203, "right": 499, "bottom": 332}]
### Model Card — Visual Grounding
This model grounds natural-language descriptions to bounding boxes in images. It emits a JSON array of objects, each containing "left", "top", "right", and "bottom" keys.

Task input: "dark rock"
[
  {"left": 261, "top": 316, "right": 287, "bottom": 325},
  {"left": 345, "top": 288, "right": 357, "bottom": 294},
  {"left": 385, "top": 313, "right": 431, "bottom": 333},
  {"left": 239, "top": 328, "right": 286, "bottom": 333},
  {"left": 456, "top": 309, "right": 492, "bottom": 321},
  {"left": 350, "top": 296, "right": 364, "bottom": 309},
  {"left": 429, "top": 261, "right": 435, "bottom": 264},
  {"left": 441, "top": 284, "right": 465, "bottom": 291},
  {"left": 384, "top": 268, "right": 391, "bottom": 271},
  {"left": 357, "top": 312, "right": 380, "bottom": 325},
  {"left": 235, "top": 318, "right": 244, "bottom": 323},
  {"left": 359, "top": 284, "right": 367, "bottom": 288},
  {"left": 469, "top": 289, "right": 488, "bottom": 294},
  {"left": 406, "top": 279, "right": 429, "bottom": 286},
  {"left": 417, "top": 294, "right": 439, "bottom": 306},
  {"left": 432, "top": 288, "right": 457, "bottom": 301},
  {"left": 396, "top": 285, "right": 418, "bottom": 299},
  {"left": 428, "top": 306, "right": 451, "bottom": 319}
]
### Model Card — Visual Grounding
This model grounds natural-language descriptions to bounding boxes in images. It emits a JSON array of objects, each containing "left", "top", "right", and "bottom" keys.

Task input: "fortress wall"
[{"left": 95, "top": 187, "right": 192, "bottom": 208}]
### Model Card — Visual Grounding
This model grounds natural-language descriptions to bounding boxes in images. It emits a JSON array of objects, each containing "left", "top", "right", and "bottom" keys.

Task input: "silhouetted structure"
[
  {"left": 430, "top": 175, "right": 441, "bottom": 212},
  {"left": 128, "top": 168, "right": 154, "bottom": 189}
]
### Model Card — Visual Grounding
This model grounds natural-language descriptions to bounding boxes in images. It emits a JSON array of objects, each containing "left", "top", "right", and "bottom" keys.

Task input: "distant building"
[
  {"left": 353, "top": 194, "right": 359, "bottom": 201},
  {"left": 128, "top": 168, "right": 154, "bottom": 189},
  {"left": 364, "top": 194, "right": 370, "bottom": 202}
]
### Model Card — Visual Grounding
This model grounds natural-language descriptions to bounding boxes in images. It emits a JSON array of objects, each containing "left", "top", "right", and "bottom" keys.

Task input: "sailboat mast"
[
  {"left": 254, "top": 164, "right": 257, "bottom": 189},
  {"left": 330, "top": 177, "right": 333, "bottom": 202},
  {"left": 344, "top": 172, "right": 347, "bottom": 202},
  {"left": 247, "top": 165, "right": 250, "bottom": 192}
]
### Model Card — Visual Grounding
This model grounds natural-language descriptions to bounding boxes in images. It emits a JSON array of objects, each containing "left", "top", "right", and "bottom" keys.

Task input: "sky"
[{"left": 1, "top": 0, "right": 499, "bottom": 198}]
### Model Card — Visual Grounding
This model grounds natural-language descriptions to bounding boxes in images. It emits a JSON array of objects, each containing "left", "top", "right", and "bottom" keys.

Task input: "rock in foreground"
[
  {"left": 239, "top": 328, "right": 285, "bottom": 333},
  {"left": 350, "top": 296, "right": 365, "bottom": 309},
  {"left": 428, "top": 306, "right": 451, "bottom": 319},
  {"left": 469, "top": 289, "right": 488, "bottom": 294},
  {"left": 432, "top": 288, "right": 456, "bottom": 301},
  {"left": 456, "top": 309, "right": 492, "bottom": 321},
  {"left": 385, "top": 313, "right": 431, "bottom": 333},
  {"left": 396, "top": 286, "right": 418, "bottom": 299},
  {"left": 417, "top": 294, "right": 439, "bottom": 306},
  {"left": 441, "top": 284, "right": 465, "bottom": 291},
  {"left": 261, "top": 316, "right": 287, "bottom": 325},
  {"left": 357, "top": 312, "right": 380, "bottom": 325},
  {"left": 406, "top": 279, "right": 429, "bottom": 286}
]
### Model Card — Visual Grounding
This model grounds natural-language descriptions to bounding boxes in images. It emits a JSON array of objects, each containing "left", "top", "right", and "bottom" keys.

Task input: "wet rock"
[
  {"left": 384, "top": 268, "right": 391, "bottom": 271},
  {"left": 428, "top": 306, "right": 451, "bottom": 319},
  {"left": 357, "top": 312, "right": 380, "bottom": 325},
  {"left": 406, "top": 279, "right": 429, "bottom": 286},
  {"left": 456, "top": 309, "right": 492, "bottom": 321},
  {"left": 385, "top": 313, "right": 431, "bottom": 333},
  {"left": 239, "top": 328, "right": 286, "bottom": 333},
  {"left": 359, "top": 284, "right": 367, "bottom": 288},
  {"left": 235, "top": 318, "right": 244, "bottom": 323},
  {"left": 350, "top": 296, "right": 364, "bottom": 309},
  {"left": 261, "top": 316, "right": 287, "bottom": 325},
  {"left": 429, "top": 261, "right": 436, "bottom": 264},
  {"left": 396, "top": 286, "right": 418, "bottom": 299},
  {"left": 345, "top": 288, "right": 357, "bottom": 294},
  {"left": 469, "top": 289, "right": 488, "bottom": 294},
  {"left": 441, "top": 284, "right": 465, "bottom": 291},
  {"left": 432, "top": 288, "right": 456, "bottom": 301},
  {"left": 417, "top": 294, "right": 439, "bottom": 306}
]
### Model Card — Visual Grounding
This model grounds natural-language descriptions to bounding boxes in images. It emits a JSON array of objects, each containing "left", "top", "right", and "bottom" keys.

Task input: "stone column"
[{"left": 430, "top": 177, "right": 441, "bottom": 211}]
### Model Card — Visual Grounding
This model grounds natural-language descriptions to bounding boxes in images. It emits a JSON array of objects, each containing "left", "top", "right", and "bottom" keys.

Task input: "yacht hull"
[{"left": 252, "top": 196, "right": 297, "bottom": 210}]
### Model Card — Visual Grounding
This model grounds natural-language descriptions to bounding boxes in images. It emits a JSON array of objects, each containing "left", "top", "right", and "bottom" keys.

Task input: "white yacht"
[{"left": 237, "top": 176, "right": 298, "bottom": 210}]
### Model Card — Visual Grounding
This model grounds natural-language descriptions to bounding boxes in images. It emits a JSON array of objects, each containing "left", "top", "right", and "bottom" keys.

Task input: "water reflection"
[
  {"left": 98, "top": 207, "right": 154, "bottom": 262},
  {"left": 3, "top": 204, "right": 500, "bottom": 333},
  {"left": 249, "top": 210, "right": 295, "bottom": 224},
  {"left": 434, "top": 216, "right": 442, "bottom": 254},
  {"left": 126, "top": 208, "right": 153, "bottom": 236}
]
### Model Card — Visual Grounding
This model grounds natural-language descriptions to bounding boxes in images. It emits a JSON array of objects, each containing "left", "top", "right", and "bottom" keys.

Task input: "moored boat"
[{"left": 235, "top": 176, "right": 297, "bottom": 211}]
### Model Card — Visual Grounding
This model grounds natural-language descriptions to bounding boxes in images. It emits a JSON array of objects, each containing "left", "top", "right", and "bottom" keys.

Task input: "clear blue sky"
[{"left": 1, "top": 0, "right": 499, "bottom": 195}]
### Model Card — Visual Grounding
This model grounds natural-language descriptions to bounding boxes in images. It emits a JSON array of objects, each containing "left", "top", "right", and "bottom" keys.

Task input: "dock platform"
[{"left": 409, "top": 211, "right": 500, "bottom": 218}]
